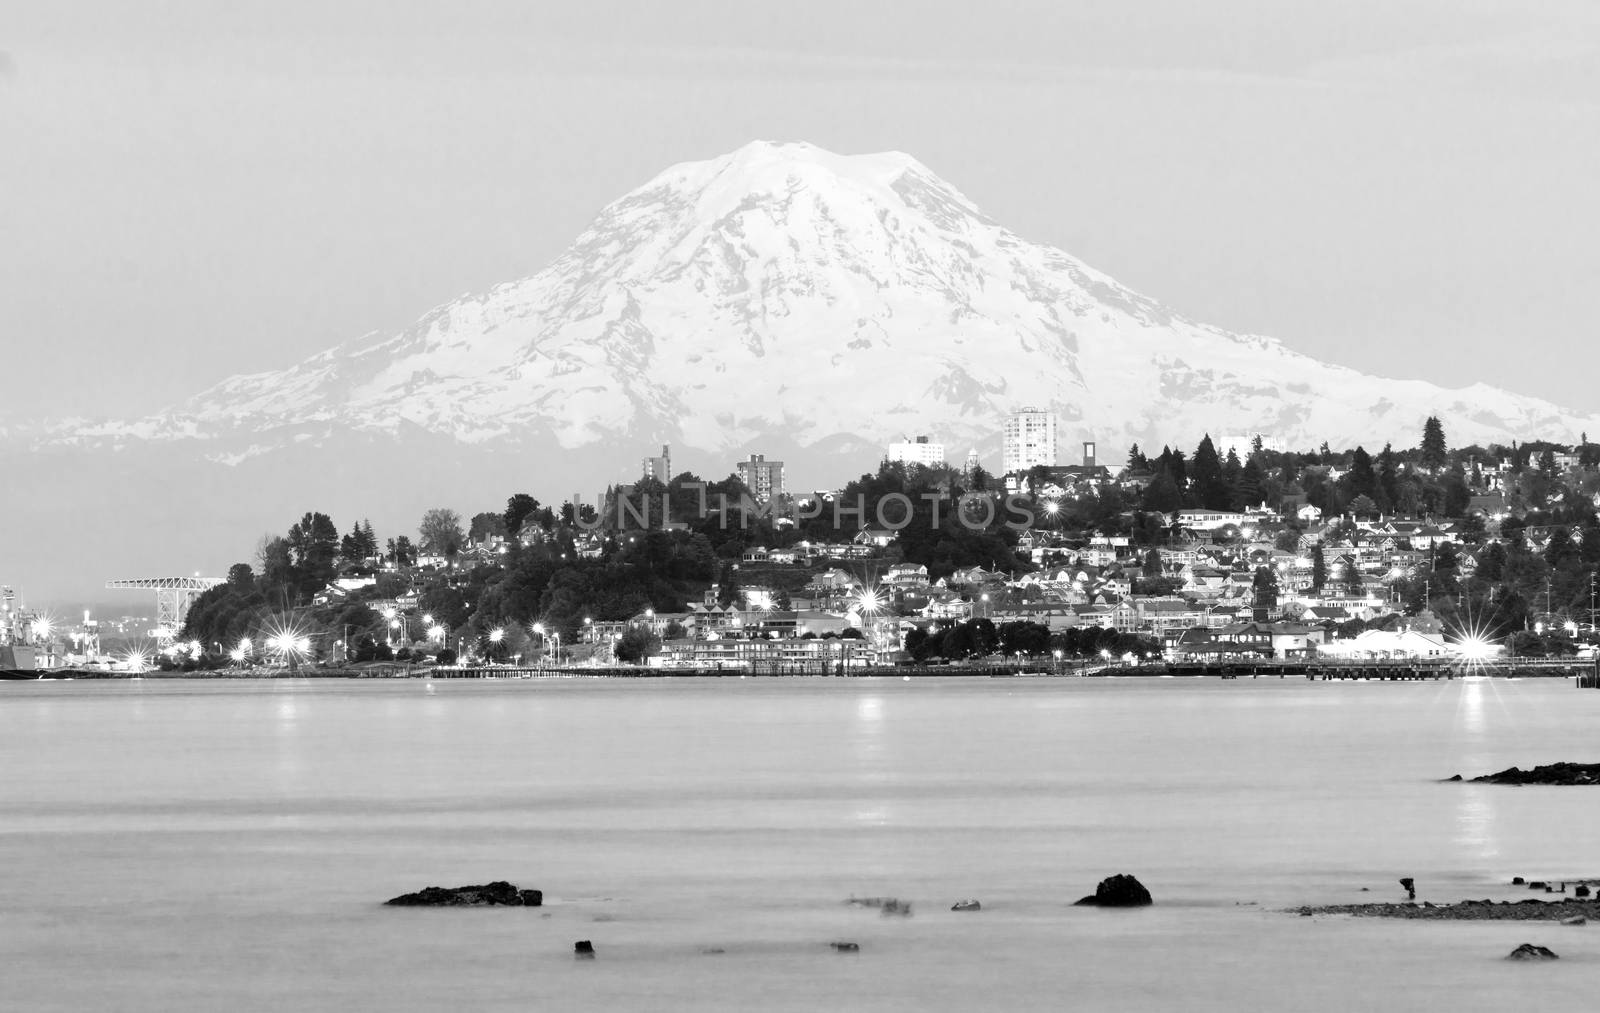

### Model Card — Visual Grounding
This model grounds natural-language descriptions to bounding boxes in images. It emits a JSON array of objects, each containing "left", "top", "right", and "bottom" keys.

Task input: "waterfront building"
[
  {"left": 736, "top": 453, "right": 785, "bottom": 502},
  {"left": 887, "top": 435, "right": 945, "bottom": 467},
  {"left": 1002, "top": 407, "right": 1056, "bottom": 474}
]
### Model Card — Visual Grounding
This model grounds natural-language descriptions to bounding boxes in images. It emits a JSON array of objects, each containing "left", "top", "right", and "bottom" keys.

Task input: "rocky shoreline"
[
  {"left": 1449, "top": 762, "right": 1600, "bottom": 785},
  {"left": 1293, "top": 898, "right": 1600, "bottom": 921}
]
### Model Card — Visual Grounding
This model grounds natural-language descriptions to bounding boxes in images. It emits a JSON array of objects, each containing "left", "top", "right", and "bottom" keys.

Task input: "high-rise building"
[
  {"left": 642, "top": 444, "right": 672, "bottom": 483},
  {"left": 736, "top": 453, "right": 785, "bottom": 502},
  {"left": 887, "top": 435, "right": 945, "bottom": 467},
  {"left": 1002, "top": 407, "right": 1056, "bottom": 474}
]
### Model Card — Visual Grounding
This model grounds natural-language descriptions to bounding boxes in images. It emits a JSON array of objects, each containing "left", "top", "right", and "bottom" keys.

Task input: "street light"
[{"left": 489, "top": 626, "right": 504, "bottom": 664}]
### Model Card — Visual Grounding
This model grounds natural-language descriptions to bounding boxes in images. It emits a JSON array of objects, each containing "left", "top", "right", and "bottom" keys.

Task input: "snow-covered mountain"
[
  {"left": 26, "top": 140, "right": 1599, "bottom": 475},
  {"left": 8, "top": 140, "right": 1599, "bottom": 601}
]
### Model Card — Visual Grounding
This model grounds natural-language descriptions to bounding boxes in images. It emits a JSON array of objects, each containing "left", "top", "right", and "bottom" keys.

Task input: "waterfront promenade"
[{"left": 7, "top": 658, "right": 1596, "bottom": 682}]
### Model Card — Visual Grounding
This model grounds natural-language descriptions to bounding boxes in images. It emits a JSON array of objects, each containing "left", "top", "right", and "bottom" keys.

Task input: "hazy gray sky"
[{"left": 5, "top": 1, "right": 1598, "bottom": 420}]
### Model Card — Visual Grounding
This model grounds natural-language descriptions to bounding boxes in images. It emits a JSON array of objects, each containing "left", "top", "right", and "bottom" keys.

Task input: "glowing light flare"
[
  {"left": 1454, "top": 636, "right": 1496, "bottom": 662},
  {"left": 261, "top": 617, "right": 314, "bottom": 665},
  {"left": 854, "top": 586, "right": 887, "bottom": 616}
]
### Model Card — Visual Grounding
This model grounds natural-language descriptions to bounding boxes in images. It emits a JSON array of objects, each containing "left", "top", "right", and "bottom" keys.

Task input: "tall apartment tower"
[
  {"left": 736, "top": 453, "right": 785, "bottom": 502},
  {"left": 642, "top": 444, "right": 672, "bottom": 483},
  {"left": 1002, "top": 407, "right": 1057, "bottom": 474},
  {"left": 887, "top": 435, "right": 945, "bottom": 467}
]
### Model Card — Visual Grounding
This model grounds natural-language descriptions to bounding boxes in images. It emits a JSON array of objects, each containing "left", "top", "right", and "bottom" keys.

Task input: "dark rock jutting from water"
[
  {"left": 1507, "top": 943, "right": 1559, "bottom": 961},
  {"left": 385, "top": 881, "right": 543, "bottom": 907},
  {"left": 1074, "top": 874, "right": 1153, "bottom": 907},
  {"left": 1454, "top": 763, "right": 1600, "bottom": 785}
]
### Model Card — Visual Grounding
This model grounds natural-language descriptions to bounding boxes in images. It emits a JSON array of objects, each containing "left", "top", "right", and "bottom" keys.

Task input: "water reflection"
[
  {"left": 1454, "top": 789, "right": 1499, "bottom": 858},
  {"left": 852, "top": 693, "right": 893, "bottom": 817},
  {"left": 1459, "top": 679, "right": 1485, "bottom": 735},
  {"left": 275, "top": 695, "right": 299, "bottom": 727},
  {"left": 1453, "top": 681, "right": 1498, "bottom": 857},
  {"left": 856, "top": 695, "right": 883, "bottom": 724}
]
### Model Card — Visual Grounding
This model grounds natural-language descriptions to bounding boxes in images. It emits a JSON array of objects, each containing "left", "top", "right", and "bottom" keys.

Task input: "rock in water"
[
  {"left": 1399, "top": 877, "right": 1415, "bottom": 899},
  {"left": 385, "top": 881, "right": 541, "bottom": 906},
  {"left": 574, "top": 940, "right": 595, "bottom": 959},
  {"left": 1470, "top": 763, "right": 1600, "bottom": 785},
  {"left": 1506, "top": 943, "right": 1559, "bottom": 960},
  {"left": 1561, "top": 916, "right": 1587, "bottom": 926},
  {"left": 831, "top": 941, "right": 860, "bottom": 953},
  {"left": 951, "top": 899, "right": 982, "bottom": 912},
  {"left": 1074, "top": 874, "right": 1153, "bottom": 907}
]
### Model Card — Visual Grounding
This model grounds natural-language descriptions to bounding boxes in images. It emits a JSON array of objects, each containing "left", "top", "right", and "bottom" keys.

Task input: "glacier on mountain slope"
[{"left": 29, "top": 140, "right": 1598, "bottom": 466}]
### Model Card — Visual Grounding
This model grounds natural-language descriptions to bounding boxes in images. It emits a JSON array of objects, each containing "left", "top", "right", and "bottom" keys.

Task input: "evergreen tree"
[
  {"left": 1421, "top": 416, "right": 1447, "bottom": 470},
  {"left": 1221, "top": 448, "right": 1244, "bottom": 509},
  {"left": 1346, "top": 446, "right": 1378, "bottom": 503},
  {"left": 1311, "top": 542, "right": 1327, "bottom": 592},
  {"left": 340, "top": 522, "right": 377, "bottom": 564},
  {"left": 1376, "top": 443, "right": 1399, "bottom": 513},
  {"left": 1126, "top": 444, "right": 1148, "bottom": 471},
  {"left": 1190, "top": 435, "right": 1228, "bottom": 509},
  {"left": 1234, "top": 458, "right": 1264, "bottom": 510},
  {"left": 1140, "top": 471, "right": 1183, "bottom": 513},
  {"left": 1251, "top": 566, "right": 1279, "bottom": 621},
  {"left": 1442, "top": 465, "right": 1471, "bottom": 517}
]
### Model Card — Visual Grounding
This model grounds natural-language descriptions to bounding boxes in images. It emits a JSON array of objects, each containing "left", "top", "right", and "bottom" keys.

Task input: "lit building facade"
[
  {"left": 1002, "top": 407, "right": 1057, "bottom": 474},
  {"left": 887, "top": 435, "right": 945, "bottom": 467},
  {"left": 642, "top": 444, "right": 672, "bottom": 482},
  {"left": 736, "top": 454, "right": 785, "bottom": 502}
]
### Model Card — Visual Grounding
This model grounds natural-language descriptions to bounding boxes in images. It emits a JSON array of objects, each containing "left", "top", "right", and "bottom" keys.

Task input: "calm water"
[{"left": 2, "top": 676, "right": 1597, "bottom": 1011}]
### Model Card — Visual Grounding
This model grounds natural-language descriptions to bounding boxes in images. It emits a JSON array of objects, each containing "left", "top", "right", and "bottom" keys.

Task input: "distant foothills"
[{"left": 9, "top": 416, "right": 1599, "bottom": 674}]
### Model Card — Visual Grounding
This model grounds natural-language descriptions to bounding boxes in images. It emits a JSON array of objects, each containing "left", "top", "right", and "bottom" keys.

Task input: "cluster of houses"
[
  {"left": 562, "top": 500, "right": 1505, "bottom": 667},
  {"left": 307, "top": 440, "right": 1600, "bottom": 668}
]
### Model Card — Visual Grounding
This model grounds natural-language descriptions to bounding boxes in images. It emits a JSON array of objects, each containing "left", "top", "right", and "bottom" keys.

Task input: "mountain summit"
[
  {"left": 9, "top": 140, "right": 1597, "bottom": 597},
  {"left": 51, "top": 139, "right": 1596, "bottom": 474}
]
